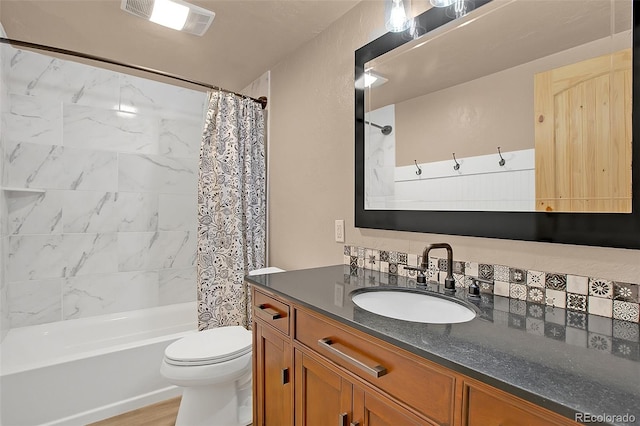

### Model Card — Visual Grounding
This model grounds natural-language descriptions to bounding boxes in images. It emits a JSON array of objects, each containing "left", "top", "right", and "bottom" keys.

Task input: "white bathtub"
[{"left": 0, "top": 302, "right": 197, "bottom": 426}]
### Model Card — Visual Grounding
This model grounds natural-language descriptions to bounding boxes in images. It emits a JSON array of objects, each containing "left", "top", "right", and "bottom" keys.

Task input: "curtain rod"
[{"left": 0, "top": 37, "right": 268, "bottom": 109}]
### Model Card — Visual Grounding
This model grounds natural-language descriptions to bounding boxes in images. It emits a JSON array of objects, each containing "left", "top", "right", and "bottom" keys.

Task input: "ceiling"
[{"left": 0, "top": 0, "right": 360, "bottom": 92}]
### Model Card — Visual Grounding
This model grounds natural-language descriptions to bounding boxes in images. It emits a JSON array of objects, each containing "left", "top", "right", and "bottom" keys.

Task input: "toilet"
[
  {"left": 160, "top": 326, "right": 253, "bottom": 426},
  {"left": 161, "top": 267, "right": 284, "bottom": 426}
]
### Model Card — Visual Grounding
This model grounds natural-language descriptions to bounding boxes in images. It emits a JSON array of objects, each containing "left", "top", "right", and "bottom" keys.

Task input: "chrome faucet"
[{"left": 421, "top": 243, "right": 456, "bottom": 294}]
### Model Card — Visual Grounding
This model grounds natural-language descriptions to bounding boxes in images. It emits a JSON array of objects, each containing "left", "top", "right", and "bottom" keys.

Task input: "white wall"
[{"left": 1, "top": 45, "right": 206, "bottom": 328}]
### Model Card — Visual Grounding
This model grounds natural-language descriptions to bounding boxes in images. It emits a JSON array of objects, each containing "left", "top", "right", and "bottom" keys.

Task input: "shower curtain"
[{"left": 197, "top": 90, "right": 266, "bottom": 330}]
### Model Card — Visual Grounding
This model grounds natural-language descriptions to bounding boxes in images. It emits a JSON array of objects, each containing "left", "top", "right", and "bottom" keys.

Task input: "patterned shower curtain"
[{"left": 197, "top": 90, "right": 266, "bottom": 330}]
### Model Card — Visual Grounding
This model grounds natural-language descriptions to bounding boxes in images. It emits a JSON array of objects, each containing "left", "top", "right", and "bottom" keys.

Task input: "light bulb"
[
  {"left": 430, "top": 0, "right": 456, "bottom": 7},
  {"left": 386, "top": 0, "right": 411, "bottom": 33},
  {"left": 150, "top": 0, "right": 189, "bottom": 31}
]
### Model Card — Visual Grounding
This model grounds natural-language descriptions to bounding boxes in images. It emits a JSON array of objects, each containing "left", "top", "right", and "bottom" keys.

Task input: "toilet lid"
[{"left": 164, "top": 326, "right": 252, "bottom": 366}]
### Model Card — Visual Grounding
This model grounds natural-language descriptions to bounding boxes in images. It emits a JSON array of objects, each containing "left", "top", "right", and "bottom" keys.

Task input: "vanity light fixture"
[
  {"left": 120, "top": 0, "right": 215, "bottom": 36},
  {"left": 430, "top": 0, "right": 456, "bottom": 7},
  {"left": 385, "top": 0, "right": 413, "bottom": 32}
]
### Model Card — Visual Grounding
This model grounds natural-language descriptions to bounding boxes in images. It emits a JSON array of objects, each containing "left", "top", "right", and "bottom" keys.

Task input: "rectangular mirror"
[{"left": 355, "top": 0, "right": 640, "bottom": 248}]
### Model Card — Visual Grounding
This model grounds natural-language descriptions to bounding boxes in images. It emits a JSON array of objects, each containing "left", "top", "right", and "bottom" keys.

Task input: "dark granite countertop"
[{"left": 246, "top": 265, "right": 640, "bottom": 426}]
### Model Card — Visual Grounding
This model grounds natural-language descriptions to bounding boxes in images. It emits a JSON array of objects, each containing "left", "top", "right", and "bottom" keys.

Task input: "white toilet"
[
  {"left": 161, "top": 267, "right": 284, "bottom": 426},
  {"left": 160, "top": 326, "right": 253, "bottom": 426}
]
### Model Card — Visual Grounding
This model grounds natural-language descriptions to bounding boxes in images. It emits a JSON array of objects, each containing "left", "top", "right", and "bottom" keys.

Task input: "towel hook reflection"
[
  {"left": 365, "top": 120, "right": 393, "bottom": 135},
  {"left": 497, "top": 147, "right": 506, "bottom": 167},
  {"left": 414, "top": 160, "right": 422, "bottom": 175},
  {"left": 452, "top": 153, "right": 461, "bottom": 171}
]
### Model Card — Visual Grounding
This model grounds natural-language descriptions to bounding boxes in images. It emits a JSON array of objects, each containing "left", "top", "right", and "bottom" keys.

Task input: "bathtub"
[{"left": 0, "top": 302, "right": 197, "bottom": 426}]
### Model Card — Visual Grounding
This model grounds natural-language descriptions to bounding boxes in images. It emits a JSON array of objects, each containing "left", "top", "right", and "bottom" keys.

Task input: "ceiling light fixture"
[{"left": 121, "top": 0, "right": 215, "bottom": 36}]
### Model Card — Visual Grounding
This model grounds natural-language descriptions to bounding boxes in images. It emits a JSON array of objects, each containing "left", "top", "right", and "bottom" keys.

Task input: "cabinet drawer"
[
  {"left": 253, "top": 289, "right": 290, "bottom": 336},
  {"left": 463, "top": 382, "right": 578, "bottom": 426},
  {"left": 294, "top": 307, "right": 456, "bottom": 425}
]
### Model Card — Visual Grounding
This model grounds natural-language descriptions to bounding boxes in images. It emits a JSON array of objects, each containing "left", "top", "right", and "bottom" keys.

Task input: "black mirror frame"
[{"left": 355, "top": 0, "right": 640, "bottom": 249}]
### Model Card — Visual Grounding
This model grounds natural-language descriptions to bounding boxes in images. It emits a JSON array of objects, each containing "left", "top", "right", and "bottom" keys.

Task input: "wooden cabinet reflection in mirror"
[{"left": 534, "top": 49, "right": 632, "bottom": 213}]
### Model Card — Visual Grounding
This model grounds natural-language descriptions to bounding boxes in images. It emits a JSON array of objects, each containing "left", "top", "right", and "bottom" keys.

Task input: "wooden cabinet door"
[
  {"left": 534, "top": 49, "right": 632, "bottom": 212},
  {"left": 294, "top": 349, "right": 353, "bottom": 426},
  {"left": 353, "top": 387, "right": 434, "bottom": 426},
  {"left": 254, "top": 322, "right": 293, "bottom": 426}
]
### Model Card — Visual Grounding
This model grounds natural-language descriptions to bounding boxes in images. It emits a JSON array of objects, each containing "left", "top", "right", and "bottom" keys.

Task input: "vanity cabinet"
[
  {"left": 251, "top": 286, "right": 578, "bottom": 426},
  {"left": 253, "top": 291, "right": 293, "bottom": 425}
]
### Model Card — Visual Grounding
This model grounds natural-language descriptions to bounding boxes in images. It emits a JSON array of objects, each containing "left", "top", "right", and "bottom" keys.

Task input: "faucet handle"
[{"left": 403, "top": 265, "right": 427, "bottom": 284}]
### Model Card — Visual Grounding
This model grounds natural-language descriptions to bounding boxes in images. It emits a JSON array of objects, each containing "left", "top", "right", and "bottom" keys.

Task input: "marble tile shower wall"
[
  {"left": 343, "top": 245, "right": 640, "bottom": 324},
  {"left": 0, "top": 46, "right": 207, "bottom": 328},
  {"left": 1, "top": 44, "right": 9, "bottom": 340}
]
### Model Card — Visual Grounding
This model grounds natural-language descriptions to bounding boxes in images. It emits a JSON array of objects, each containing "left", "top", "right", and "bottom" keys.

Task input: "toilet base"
[{"left": 175, "top": 371, "right": 252, "bottom": 426}]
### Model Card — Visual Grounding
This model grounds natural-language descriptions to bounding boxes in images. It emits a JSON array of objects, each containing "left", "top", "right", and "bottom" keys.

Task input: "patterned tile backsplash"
[{"left": 343, "top": 245, "right": 640, "bottom": 324}]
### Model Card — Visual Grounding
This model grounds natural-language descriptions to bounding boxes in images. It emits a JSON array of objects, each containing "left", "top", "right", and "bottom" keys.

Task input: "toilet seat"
[{"left": 164, "top": 326, "right": 252, "bottom": 366}]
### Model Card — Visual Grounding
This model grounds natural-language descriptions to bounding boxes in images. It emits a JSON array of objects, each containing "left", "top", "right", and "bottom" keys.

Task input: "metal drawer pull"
[
  {"left": 258, "top": 304, "right": 281, "bottom": 320},
  {"left": 318, "top": 338, "right": 387, "bottom": 378},
  {"left": 339, "top": 412, "right": 348, "bottom": 426}
]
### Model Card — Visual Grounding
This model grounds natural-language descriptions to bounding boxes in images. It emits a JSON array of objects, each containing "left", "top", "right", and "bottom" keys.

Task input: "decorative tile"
[
  {"left": 526, "top": 317, "right": 544, "bottom": 336},
  {"left": 526, "top": 270, "right": 544, "bottom": 288},
  {"left": 388, "top": 263, "right": 398, "bottom": 275},
  {"left": 589, "top": 278, "right": 613, "bottom": 299},
  {"left": 343, "top": 255, "right": 351, "bottom": 265},
  {"left": 545, "top": 289, "right": 566, "bottom": 308},
  {"left": 349, "top": 256, "right": 357, "bottom": 268},
  {"left": 527, "top": 303, "right": 545, "bottom": 319},
  {"left": 588, "top": 333, "right": 612, "bottom": 353},
  {"left": 379, "top": 250, "right": 389, "bottom": 262},
  {"left": 364, "top": 249, "right": 379, "bottom": 270},
  {"left": 527, "top": 287, "right": 545, "bottom": 304},
  {"left": 494, "top": 281, "right": 510, "bottom": 297},
  {"left": 479, "top": 263, "right": 494, "bottom": 280},
  {"left": 350, "top": 246, "right": 358, "bottom": 256},
  {"left": 545, "top": 323, "right": 566, "bottom": 341},
  {"left": 453, "top": 273, "right": 465, "bottom": 288},
  {"left": 357, "top": 257, "right": 365, "bottom": 268},
  {"left": 397, "top": 252, "right": 408, "bottom": 265},
  {"left": 545, "top": 273, "right": 567, "bottom": 291},
  {"left": 588, "top": 296, "right": 613, "bottom": 318},
  {"left": 465, "top": 261, "right": 479, "bottom": 277},
  {"left": 613, "top": 301, "right": 640, "bottom": 322},
  {"left": 566, "top": 311, "right": 588, "bottom": 330},
  {"left": 479, "top": 281, "right": 494, "bottom": 294},
  {"left": 407, "top": 253, "right": 418, "bottom": 267},
  {"left": 613, "top": 320, "right": 639, "bottom": 342},
  {"left": 438, "top": 258, "right": 448, "bottom": 271},
  {"left": 388, "top": 251, "right": 398, "bottom": 263},
  {"left": 343, "top": 245, "right": 351, "bottom": 256},
  {"left": 509, "top": 268, "right": 527, "bottom": 284},
  {"left": 509, "top": 283, "right": 527, "bottom": 301},
  {"left": 566, "top": 275, "right": 588, "bottom": 295},
  {"left": 566, "top": 293, "right": 587, "bottom": 312},
  {"left": 357, "top": 247, "right": 366, "bottom": 259},
  {"left": 613, "top": 282, "right": 638, "bottom": 303},
  {"left": 493, "top": 265, "right": 509, "bottom": 282},
  {"left": 509, "top": 299, "right": 526, "bottom": 316},
  {"left": 380, "top": 261, "right": 389, "bottom": 273},
  {"left": 404, "top": 265, "right": 417, "bottom": 278},
  {"left": 508, "top": 314, "right": 526, "bottom": 330},
  {"left": 453, "top": 261, "right": 465, "bottom": 274},
  {"left": 612, "top": 339, "right": 640, "bottom": 361}
]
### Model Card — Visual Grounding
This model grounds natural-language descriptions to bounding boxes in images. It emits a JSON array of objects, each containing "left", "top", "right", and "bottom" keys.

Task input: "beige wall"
[{"left": 268, "top": 1, "right": 640, "bottom": 283}]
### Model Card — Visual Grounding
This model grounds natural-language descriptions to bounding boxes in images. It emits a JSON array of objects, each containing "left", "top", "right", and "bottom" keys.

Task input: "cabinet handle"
[
  {"left": 339, "top": 412, "right": 348, "bottom": 426},
  {"left": 350, "top": 423, "right": 360, "bottom": 426},
  {"left": 318, "top": 338, "right": 387, "bottom": 378},
  {"left": 281, "top": 368, "right": 289, "bottom": 384},
  {"left": 257, "top": 304, "right": 281, "bottom": 320}
]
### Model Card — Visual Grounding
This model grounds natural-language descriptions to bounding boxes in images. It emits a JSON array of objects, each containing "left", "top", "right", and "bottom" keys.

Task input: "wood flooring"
[{"left": 88, "top": 397, "right": 180, "bottom": 426}]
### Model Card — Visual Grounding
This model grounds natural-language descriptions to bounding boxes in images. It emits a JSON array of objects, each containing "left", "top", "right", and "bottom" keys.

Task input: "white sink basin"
[{"left": 351, "top": 289, "right": 476, "bottom": 324}]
